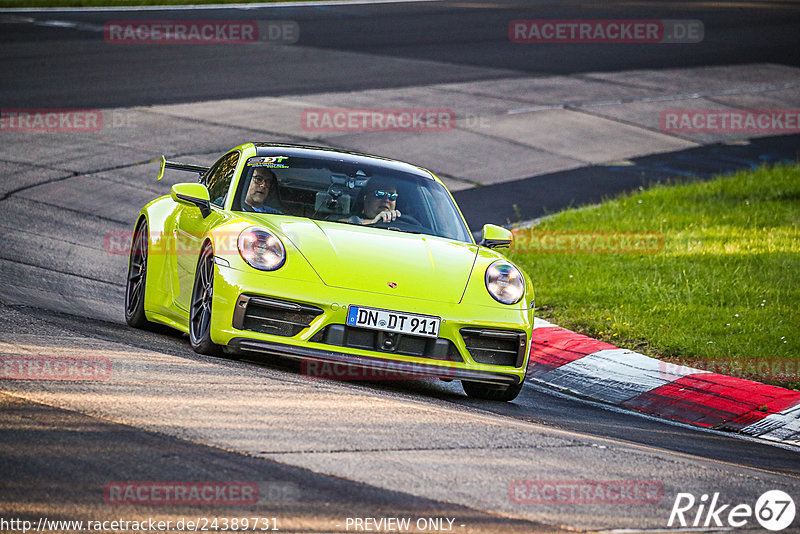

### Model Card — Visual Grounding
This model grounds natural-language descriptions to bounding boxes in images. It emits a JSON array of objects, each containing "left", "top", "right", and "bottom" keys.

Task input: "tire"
[
  {"left": 189, "top": 243, "right": 223, "bottom": 355},
  {"left": 462, "top": 379, "right": 524, "bottom": 402},
  {"left": 125, "top": 219, "right": 157, "bottom": 329}
]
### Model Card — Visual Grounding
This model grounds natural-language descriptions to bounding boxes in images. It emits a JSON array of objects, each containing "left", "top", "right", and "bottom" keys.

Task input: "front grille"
[
  {"left": 460, "top": 328, "right": 527, "bottom": 367},
  {"left": 232, "top": 295, "right": 323, "bottom": 337},
  {"left": 310, "top": 325, "right": 462, "bottom": 362}
]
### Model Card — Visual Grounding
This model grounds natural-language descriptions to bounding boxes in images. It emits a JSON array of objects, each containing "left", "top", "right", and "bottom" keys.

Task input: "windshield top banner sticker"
[{"left": 247, "top": 156, "right": 289, "bottom": 168}]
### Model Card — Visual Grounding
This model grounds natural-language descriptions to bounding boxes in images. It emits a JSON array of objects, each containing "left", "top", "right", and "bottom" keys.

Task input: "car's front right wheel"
[
  {"left": 125, "top": 219, "right": 156, "bottom": 329},
  {"left": 462, "top": 379, "right": 524, "bottom": 402}
]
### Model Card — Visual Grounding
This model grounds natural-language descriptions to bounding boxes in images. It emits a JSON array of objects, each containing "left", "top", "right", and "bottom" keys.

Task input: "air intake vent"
[
  {"left": 233, "top": 295, "right": 323, "bottom": 337},
  {"left": 460, "top": 328, "right": 526, "bottom": 367}
]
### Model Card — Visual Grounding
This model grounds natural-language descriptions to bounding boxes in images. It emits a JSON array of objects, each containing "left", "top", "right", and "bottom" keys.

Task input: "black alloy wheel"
[
  {"left": 125, "top": 220, "right": 154, "bottom": 329},
  {"left": 189, "top": 243, "right": 222, "bottom": 355}
]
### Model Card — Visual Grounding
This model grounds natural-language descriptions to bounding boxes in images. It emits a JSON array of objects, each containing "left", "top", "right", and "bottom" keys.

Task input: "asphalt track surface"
[
  {"left": 1, "top": 1, "right": 800, "bottom": 532},
  {"left": 1, "top": 0, "right": 800, "bottom": 108},
  {"left": 455, "top": 133, "right": 800, "bottom": 229}
]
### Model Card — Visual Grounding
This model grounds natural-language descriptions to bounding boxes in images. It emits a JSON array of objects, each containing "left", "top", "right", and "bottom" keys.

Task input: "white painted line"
[
  {"left": 740, "top": 402, "right": 800, "bottom": 445},
  {"left": 523, "top": 379, "right": 800, "bottom": 454},
  {"left": 33, "top": 19, "right": 105, "bottom": 31},
  {"left": 506, "top": 104, "right": 566, "bottom": 115},
  {"left": 0, "top": 14, "right": 34, "bottom": 22},
  {"left": 532, "top": 317, "right": 557, "bottom": 329},
  {"left": 0, "top": 0, "right": 443, "bottom": 12},
  {"left": 537, "top": 348, "right": 707, "bottom": 404},
  {"left": 530, "top": 321, "right": 800, "bottom": 447}
]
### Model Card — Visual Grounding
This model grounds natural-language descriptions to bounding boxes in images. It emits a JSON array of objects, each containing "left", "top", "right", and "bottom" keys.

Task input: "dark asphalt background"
[
  {"left": 1, "top": 0, "right": 800, "bottom": 108},
  {"left": 3, "top": 1, "right": 798, "bottom": 227}
]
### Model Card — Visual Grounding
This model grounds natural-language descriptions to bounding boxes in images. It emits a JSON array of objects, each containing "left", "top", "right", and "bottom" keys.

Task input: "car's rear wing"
[{"left": 156, "top": 155, "right": 210, "bottom": 181}]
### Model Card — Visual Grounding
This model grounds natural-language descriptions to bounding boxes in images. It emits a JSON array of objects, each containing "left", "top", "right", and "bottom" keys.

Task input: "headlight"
[
  {"left": 485, "top": 260, "right": 524, "bottom": 305},
  {"left": 238, "top": 227, "right": 285, "bottom": 271}
]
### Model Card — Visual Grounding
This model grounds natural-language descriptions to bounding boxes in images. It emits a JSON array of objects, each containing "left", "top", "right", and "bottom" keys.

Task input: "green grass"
[
  {"left": 509, "top": 164, "right": 800, "bottom": 389},
  {"left": 0, "top": 0, "right": 304, "bottom": 7}
]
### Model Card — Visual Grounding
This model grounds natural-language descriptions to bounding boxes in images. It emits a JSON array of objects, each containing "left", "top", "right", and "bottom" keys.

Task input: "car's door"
[{"left": 173, "top": 150, "right": 239, "bottom": 310}]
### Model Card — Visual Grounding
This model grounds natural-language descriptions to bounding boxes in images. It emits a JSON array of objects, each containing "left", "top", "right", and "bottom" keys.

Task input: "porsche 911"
[{"left": 125, "top": 143, "right": 534, "bottom": 401}]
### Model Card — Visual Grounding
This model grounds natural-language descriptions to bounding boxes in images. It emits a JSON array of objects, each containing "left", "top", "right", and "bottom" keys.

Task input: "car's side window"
[{"left": 204, "top": 151, "right": 239, "bottom": 208}]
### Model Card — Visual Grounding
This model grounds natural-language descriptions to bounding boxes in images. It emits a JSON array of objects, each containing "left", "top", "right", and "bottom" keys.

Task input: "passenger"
[
  {"left": 243, "top": 168, "right": 282, "bottom": 214},
  {"left": 349, "top": 178, "right": 401, "bottom": 225}
]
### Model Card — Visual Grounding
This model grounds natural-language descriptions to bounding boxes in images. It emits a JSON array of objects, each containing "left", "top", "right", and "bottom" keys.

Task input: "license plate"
[{"left": 346, "top": 306, "right": 440, "bottom": 338}]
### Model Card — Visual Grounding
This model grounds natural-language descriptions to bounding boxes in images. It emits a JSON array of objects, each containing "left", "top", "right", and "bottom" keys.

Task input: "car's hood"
[{"left": 278, "top": 219, "right": 478, "bottom": 303}]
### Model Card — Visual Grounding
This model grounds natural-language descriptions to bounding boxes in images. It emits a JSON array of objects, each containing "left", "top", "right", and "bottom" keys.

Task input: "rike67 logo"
[{"left": 669, "top": 490, "right": 796, "bottom": 531}]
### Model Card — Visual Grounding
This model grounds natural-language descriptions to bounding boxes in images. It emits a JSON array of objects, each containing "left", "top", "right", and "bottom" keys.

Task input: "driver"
[
  {"left": 243, "top": 168, "right": 282, "bottom": 214},
  {"left": 351, "top": 178, "right": 401, "bottom": 225}
]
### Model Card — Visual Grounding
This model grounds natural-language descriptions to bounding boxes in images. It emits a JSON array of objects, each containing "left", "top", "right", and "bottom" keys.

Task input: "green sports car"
[{"left": 125, "top": 143, "right": 534, "bottom": 401}]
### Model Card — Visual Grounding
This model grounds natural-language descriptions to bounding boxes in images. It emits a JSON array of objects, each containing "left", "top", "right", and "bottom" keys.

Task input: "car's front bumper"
[
  {"left": 227, "top": 337, "right": 521, "bottom": 385},
  {"left": 211, "top": 264, "right": 533, "bottom": 385}
]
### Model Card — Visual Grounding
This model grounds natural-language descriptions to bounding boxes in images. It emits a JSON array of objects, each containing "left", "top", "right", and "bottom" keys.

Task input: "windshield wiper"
[{"left": 385, "top": 226, "right": 421, "bottom": 234}]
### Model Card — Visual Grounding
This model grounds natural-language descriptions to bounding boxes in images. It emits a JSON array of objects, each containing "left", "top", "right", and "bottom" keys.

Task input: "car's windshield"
[{"left": 232, "top": 154, "right": 473, "bottom": 243}]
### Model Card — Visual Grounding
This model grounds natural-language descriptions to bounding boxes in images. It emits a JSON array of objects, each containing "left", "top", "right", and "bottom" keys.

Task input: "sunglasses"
[
  {"left": 252, "top": 175, "right": 271, "bottom": 185},
  {"left": 373, "top": 190, "right": 398, "bottom": 201}
]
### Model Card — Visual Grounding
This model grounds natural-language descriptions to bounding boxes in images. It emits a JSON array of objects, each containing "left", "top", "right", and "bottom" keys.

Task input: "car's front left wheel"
[{"left": 189, "top": 243, "right": 223, "bottom": 355}]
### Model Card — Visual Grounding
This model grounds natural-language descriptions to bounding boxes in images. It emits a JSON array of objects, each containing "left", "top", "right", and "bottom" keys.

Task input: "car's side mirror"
[
  {"left": 480, "top": 224, "right": 513, "bottom": 249},
  {"left": 171, "top": 183, "right": 211, "bottom": 218}
]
